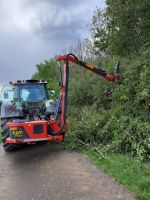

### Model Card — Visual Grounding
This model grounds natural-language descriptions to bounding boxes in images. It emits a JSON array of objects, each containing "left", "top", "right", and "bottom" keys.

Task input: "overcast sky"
[{"left": 0, "top": 0, "right": 105, "bottom": 83}]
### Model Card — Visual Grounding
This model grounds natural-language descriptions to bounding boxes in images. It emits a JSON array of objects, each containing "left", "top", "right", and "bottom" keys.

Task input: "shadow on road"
[{"left": 1, "top": 142, "right": 64, "bottom": 166}]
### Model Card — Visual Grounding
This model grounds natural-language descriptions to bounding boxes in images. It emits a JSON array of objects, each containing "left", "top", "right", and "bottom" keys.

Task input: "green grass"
[{"left": 84, "top": 148, "right": 150, "bottom": 200}]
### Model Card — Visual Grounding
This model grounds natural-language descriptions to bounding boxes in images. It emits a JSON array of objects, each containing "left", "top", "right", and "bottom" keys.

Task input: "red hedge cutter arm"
[{"left": 55, "top": 53, "right": 120, "bottom": 133}]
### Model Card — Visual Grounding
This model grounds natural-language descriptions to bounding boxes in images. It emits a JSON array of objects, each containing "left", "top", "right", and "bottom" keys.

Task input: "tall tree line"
[{"left": 91, "top": 0, "right": 150, "bottom": 56}]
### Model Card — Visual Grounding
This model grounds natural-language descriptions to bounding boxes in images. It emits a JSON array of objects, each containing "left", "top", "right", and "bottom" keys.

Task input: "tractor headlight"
[{"left": 10, "top": 127, "right": 18, "bottom": 131}]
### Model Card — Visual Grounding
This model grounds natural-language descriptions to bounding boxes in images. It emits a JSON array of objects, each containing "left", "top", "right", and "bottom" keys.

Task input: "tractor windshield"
[{"left": 16, "top": 84, "right": 47, "bottom": 101}]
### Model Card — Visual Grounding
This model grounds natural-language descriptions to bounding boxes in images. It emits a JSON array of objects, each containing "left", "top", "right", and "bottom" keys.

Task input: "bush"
[{"left": 66, "top": 49, "right": 150, "bottom": 161}]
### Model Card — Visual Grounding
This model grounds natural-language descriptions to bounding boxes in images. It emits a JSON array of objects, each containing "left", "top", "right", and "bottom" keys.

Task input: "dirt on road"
[{"left": 0, "top": 142, "right": 137, "bottom": 200}]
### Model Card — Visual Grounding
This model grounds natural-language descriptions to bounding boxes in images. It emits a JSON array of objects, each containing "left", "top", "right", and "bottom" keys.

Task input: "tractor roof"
[{"left": 14, "top": 80, "right": 47, "bottom": 85}]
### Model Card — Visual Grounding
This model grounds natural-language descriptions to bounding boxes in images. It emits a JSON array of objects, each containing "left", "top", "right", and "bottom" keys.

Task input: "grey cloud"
[
  {"left": 36, "top": 16, "right": 86, "bottom": 41},
  {"left": 24, "top": 0, "right": 88, "bottom": 40},
  {"left": 25, "top": 0, "right": 86, "bottom": 7},
  {"left": 0, "top": 0, "right": 105, "bottom": 82}
]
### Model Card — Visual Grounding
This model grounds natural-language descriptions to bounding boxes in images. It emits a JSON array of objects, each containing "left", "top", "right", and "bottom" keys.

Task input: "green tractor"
[{"left": 0, "top": 80, "right": 62, "bottom": 152}]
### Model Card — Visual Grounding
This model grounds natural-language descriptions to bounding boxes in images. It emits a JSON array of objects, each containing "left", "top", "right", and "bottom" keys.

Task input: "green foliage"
[
  {"left": 65, "top": 49, "right": 150, "bottom": 161},
  {"left": 32, "top": 59, "right": 60, "bottom": 95},
  {"left": 85, "top": 150, "right": 150, "bottom": 200},
  {"left": 91, "top": 0, "right": 150, "bottom": 56}
]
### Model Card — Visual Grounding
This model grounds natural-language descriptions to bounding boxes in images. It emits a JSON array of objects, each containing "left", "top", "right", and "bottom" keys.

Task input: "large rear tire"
[{"left": 1, "top": 118, "right": 16, "bottom": 152}]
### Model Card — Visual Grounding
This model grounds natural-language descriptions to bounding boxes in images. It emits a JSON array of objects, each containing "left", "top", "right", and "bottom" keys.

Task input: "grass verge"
[{"left": 84, "top": 148, "right": 150, "bottom": 200}]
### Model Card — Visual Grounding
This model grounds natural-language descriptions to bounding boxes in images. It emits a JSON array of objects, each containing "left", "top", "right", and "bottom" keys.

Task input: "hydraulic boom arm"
[
  {"left": 57, "top": 54, "right": 120, "bottom": 81},
  {"left": 55, "top": 53, "right": 120, "bottom": 133}
]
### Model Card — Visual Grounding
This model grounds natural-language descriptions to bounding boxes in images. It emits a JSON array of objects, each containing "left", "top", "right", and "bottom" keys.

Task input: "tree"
[
  {"left": 91, "top": 8, "right": 110, "bottom": 56},
  {"left": 32, "top": 59, "right": 59, "bottom": 94},
  {"left": 91, "top": 0, "right": 150, "bottom": 56}
]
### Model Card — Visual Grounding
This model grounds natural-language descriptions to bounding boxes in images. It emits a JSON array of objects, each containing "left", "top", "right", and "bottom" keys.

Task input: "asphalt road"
[{"left": 0, "top": 142, "right": 137, "bottom": 200}]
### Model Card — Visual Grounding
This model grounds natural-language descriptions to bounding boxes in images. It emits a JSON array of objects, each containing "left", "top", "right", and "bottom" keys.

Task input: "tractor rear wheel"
[{"left": 1, "top": 118, "right": 16, "bottom": 152}]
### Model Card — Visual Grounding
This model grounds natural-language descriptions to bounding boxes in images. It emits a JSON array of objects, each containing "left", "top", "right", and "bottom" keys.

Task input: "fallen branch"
[{"left": 77, "top": 139, "right": 107, "bottom": 160}]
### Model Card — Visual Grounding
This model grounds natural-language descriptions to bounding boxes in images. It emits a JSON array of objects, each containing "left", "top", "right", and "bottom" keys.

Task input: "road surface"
[{"left": 0, "top": 142, "right": 136, "bottom": 200}]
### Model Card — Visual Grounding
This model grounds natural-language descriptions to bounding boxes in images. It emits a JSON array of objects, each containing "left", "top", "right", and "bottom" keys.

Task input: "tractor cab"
[
  {"left": 0, "top": 80, "right": 56, "bottom": 120},
  {"left": 13, "top": 80, "right": 49, "bottom": 102}
]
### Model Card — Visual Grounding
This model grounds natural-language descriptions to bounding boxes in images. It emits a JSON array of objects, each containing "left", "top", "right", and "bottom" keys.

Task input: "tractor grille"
[{"left": 34, "top": 124, "right": 43, "bottom": 134}]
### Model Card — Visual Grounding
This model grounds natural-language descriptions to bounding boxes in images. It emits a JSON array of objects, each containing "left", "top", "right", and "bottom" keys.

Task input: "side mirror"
[{"left": 50, "top": 90, "right": 55, "bottom": 97}]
